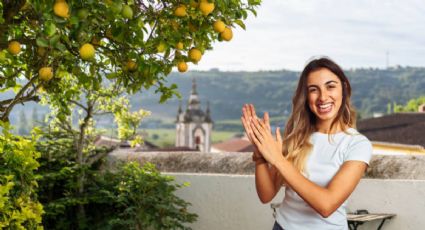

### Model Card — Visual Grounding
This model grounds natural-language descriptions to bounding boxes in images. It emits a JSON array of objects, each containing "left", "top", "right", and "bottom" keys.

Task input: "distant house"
[
  {"left": 94, "top": 135, "right": 158, "bottom": 150},
  {"left": 142, "top": 146, "right": 198, "bottom": 152},
  {"left": 357, "top": 112, "right": 425, "bottom": 154},
  {"left": 211, "top": 134, "right": 255, "bottom": 153}
]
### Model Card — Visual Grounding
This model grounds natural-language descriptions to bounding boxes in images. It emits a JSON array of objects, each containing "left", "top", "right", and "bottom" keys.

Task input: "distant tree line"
[{"left": 135, "top": 66, "right": 425, "bottom": 120}]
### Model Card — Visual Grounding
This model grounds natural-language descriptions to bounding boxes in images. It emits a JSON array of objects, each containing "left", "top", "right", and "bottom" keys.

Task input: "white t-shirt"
[{"left": 275, "top": 128, "right": 372, "bottom": 230}]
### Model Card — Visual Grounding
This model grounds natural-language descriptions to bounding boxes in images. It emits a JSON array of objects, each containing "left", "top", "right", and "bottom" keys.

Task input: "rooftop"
[{"left": 357, "top": 112, "right": 425, "bottom": 147}]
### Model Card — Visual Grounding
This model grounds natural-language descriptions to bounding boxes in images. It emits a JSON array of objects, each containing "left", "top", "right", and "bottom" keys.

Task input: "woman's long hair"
[{"left": 282, "top": 57, "right": 356, "bottom": 178}]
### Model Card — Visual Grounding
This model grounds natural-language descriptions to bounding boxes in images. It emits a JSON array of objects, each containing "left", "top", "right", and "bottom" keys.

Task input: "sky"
[{"left": 190, "top": 0, "right": 425, "bottom": 71}]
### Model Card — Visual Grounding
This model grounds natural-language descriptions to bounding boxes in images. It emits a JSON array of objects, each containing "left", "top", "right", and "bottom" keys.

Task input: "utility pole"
[{"left": 386, "top": 51, "right": 389, "bottom": 69}]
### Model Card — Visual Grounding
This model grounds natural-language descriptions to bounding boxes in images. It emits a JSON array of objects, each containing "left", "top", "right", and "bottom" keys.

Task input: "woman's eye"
[
  {"left": 308, "top": 88, "right": 317, "bottom": 92},
  {"left": 327, "top": 85, "right": 336, "bottom": 89}
]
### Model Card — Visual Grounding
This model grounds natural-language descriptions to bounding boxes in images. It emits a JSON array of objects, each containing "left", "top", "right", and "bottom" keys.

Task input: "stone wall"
[
  {"left": 106, "top": 148, "right": 425, "bottom": 179},
  {"left": 104, "top": 150, "right": 425, "bottom": 230}
]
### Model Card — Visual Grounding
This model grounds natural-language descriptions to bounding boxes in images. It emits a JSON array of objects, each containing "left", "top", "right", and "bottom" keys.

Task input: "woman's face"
[{"left": 306, "top": 68, "right": 343, "bottom": 128}]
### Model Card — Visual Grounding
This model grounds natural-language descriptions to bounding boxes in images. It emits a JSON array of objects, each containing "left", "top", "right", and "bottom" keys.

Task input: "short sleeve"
[{"left": 343, "top": 135, "right": 373, "bottom": 166}]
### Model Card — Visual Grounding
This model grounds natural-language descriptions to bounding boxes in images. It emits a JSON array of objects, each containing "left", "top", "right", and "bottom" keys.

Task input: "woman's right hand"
[
  {"left": 243, "top": 104, "right": 284, "bottom": 202},
  {"left": 241, "top": 104, "right": 272, "bottom": 155}
]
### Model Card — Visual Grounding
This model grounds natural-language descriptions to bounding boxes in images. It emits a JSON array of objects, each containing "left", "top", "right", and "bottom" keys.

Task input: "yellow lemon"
[
  {"left": 176, "top": 42, "right": 184, "bottom": 50},
  {"left": 126, "top": 60, "right": 137, "bottom": 72},
  {"left": 213, "top": 20, "right": 226, "bottom": 33},
  {"left": 39, "top": 67, "right": 53, "bottom": 81},
  {"left": 188, "top": 48, "right": 202, "bottom": 62},
  {"left": 199, "top": 0, "right": 214, "bottom": 16},
  {"left": 174, "top": 5, "right": 187, "bottom": 17},
  {"left": 177, "top": 61, "right": 188, "bottom": 72},
  {"left": 220, "top": 27, "right": 233, "bottom": 41},
  {"left": 79, "top": 43, "right": 95, "bottom": 60},
  {"left": 53, "top": 1, "right": 70, "bottom": 18},
  {"left": 8, "top": 41, "right": 21, "bottom": 55},
  {"left": 157, "top": 42, "right": 166, "bottom": 53}
]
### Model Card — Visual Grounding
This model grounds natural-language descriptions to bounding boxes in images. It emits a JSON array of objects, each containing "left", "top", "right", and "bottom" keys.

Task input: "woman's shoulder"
[
  {"left": 341, "top": 128, "right": 373, "bottom": 164},
  {"left": 344, "top": 128, "right": 371, "bottom": 143}
]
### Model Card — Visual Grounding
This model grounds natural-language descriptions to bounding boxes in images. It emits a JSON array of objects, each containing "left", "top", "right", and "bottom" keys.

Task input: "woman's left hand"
[{"left": 248, "top": 116, "right": 285, "bottom": 166}]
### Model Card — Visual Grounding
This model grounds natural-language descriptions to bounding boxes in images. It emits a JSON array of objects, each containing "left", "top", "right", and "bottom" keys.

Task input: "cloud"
[{"left": 191, "top": 0, "right": 425, "bottom": 71}]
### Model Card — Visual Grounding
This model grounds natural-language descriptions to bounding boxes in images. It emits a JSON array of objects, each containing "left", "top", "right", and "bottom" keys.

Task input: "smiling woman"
[{"left": 241, "top": 57, "right": 372, "bottom": 230}]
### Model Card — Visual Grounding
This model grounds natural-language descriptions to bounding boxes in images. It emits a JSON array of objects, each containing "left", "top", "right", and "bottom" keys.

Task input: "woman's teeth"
[{"left": 318, "top": 103, "right": 332, "bottom": 113}]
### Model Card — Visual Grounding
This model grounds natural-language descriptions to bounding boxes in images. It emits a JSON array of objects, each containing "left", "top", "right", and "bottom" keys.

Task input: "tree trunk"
[{"left": 75, "top": 99, "right": 93, "bottom": 224}]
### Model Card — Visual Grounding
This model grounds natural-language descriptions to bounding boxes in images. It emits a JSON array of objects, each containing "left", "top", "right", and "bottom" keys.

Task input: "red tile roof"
[{"left": 212, "top": 136, "right": 255, "bottom": 152}]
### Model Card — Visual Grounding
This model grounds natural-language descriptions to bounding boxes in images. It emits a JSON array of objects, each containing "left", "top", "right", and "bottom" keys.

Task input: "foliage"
[
  {"left": 391, "top": 96, "right": 425, "bottom": 113},
  {"left": 40, "top": 85, "right": 153, "bottom": 226},
  {"left": 0, "top": 0, "right": 261, "bottom": 122},
  {"left": 36, "top": 131, "right": 196, "bottom": 229},
  {"left": 105, "top": 162, "right": 197, "bottom": 229},
  {"left": 0, "top": 121, "right": 43, "bottom": 229}
]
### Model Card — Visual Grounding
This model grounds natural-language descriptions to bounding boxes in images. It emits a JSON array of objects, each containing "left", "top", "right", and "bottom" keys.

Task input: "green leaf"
[
  {"left": 248, "top": 8, "right": 258, "bottom": 17},
  {"left": 49, "top": 34, "right": 61, "bottom": 46},
  {"left": 36, "top": 37, "right": 49, "bottom": 47},
  {"left": 55, "top": 42, "right": 67, "bottom": 51},
  {"left": 234, "top": 20, "right": 246, "bottom": 30},
  {"left": 44, "top": 21, "right": 57, "bottom": 36},
  {"left": 11, "top": 84, "right": 22, "bottom": 93},
  {"left": 248, "top": 0, "right": 262, "bottom": 5}
]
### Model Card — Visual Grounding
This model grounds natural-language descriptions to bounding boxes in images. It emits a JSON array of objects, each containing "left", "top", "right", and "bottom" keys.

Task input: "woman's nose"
[{"left": 319, "top": 90, "right": 329, "bottom": 101}]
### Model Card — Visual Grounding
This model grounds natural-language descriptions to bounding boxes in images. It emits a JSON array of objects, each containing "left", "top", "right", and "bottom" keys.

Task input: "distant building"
[
  {"left": 357, "top": 111, "right": 425, "bottom": 154},
  {"left": 419, "top": 103, "right": 425, "bottom": 112},
  {"left": 211, "top": 134, "right": 255, "bottom": 153},
  {"left": 94, "top": 135, "right": 158, "bottom": 150},
  {"left": 175, "top": 78, "right": 213, "bottom": 152}
]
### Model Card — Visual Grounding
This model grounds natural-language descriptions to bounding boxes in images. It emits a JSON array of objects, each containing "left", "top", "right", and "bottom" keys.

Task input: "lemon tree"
[
  {"left": 0, "top": 0, "right": 261, "bottom": 226},
  {"left": 0, "top": 0, "right": 260, "bottom": 122}
]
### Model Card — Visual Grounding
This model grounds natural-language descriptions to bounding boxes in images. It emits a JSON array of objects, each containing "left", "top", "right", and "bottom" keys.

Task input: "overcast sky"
[{"left": 190, "top": 0, "right": 425, "bottom": 71}]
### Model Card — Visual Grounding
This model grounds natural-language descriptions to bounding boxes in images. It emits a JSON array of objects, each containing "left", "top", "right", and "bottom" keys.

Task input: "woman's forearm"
[
  {"left": 274, "top": 159, "right": 330, "bottom": 217},
  {"left": 255, "top": 161, "right": 280, "bottom": 203}
]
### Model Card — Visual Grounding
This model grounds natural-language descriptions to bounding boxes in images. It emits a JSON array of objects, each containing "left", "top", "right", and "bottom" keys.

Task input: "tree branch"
[
  {"left": 70, "top": 99, "right": 88, "bottom": 112},
  {"left": 86, "top": 150, "right": 113, "bottom": 166},
  {"left": 0, "top": 76, "right": 38, "bottom": 121}
]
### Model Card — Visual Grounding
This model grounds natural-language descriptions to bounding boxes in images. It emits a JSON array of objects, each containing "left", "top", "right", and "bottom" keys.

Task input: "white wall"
[
  {"left": 168, "top": 173, "right": 425, "bottom": 230},
  {"left": 347, "top": 179, "right": 425, "bottom": 230},
  {"left": 169, "top": 173, "right": 278, "bottom": 230}
]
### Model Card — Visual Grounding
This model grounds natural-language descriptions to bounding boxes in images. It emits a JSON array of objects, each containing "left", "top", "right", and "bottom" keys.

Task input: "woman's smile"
[{"left": 317, "top": 102, "right": 334, "bottom": 114}]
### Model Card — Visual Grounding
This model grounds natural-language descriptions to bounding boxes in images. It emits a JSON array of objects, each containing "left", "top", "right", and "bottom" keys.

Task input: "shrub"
[
  {"left": 36, "top": 132, "right": 197, "bottom": 229},
  {"left": 0, "top": 122, "right": 43, "bottom": 229}
]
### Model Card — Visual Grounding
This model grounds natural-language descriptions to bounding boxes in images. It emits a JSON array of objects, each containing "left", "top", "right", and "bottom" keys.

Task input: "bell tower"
[{"left": 175, "top": 78, "right": 213, "bottom": 152}]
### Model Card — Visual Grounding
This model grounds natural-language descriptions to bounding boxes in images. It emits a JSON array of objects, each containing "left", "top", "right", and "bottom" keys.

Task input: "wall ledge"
[{"left": 105, "top": 148, "right": 425, "bottom": 179}]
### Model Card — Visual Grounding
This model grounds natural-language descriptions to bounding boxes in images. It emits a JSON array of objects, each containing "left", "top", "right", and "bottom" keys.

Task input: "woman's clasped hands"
[{"left": 241, "top": 104, "right": 285, "bottom": 166}]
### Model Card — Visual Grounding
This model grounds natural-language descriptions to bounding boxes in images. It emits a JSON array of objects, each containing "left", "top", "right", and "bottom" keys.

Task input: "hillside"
[
  {"left": 3, "top": 66, "right": 425, "bottom": 130},
  {"left": 134, "top": 66, "right": 425, "bottom": 120}
]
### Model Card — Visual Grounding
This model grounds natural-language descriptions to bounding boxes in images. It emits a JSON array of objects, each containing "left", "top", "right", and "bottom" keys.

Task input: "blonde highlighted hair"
[{"left": 282, "top": 57, "right": 356, "bottom": 179}]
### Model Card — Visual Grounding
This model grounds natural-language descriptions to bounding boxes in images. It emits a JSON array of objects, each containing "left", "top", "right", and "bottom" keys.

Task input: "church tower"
[{"left": 175, "top": 78, "right": 213, "bottom": 152}]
